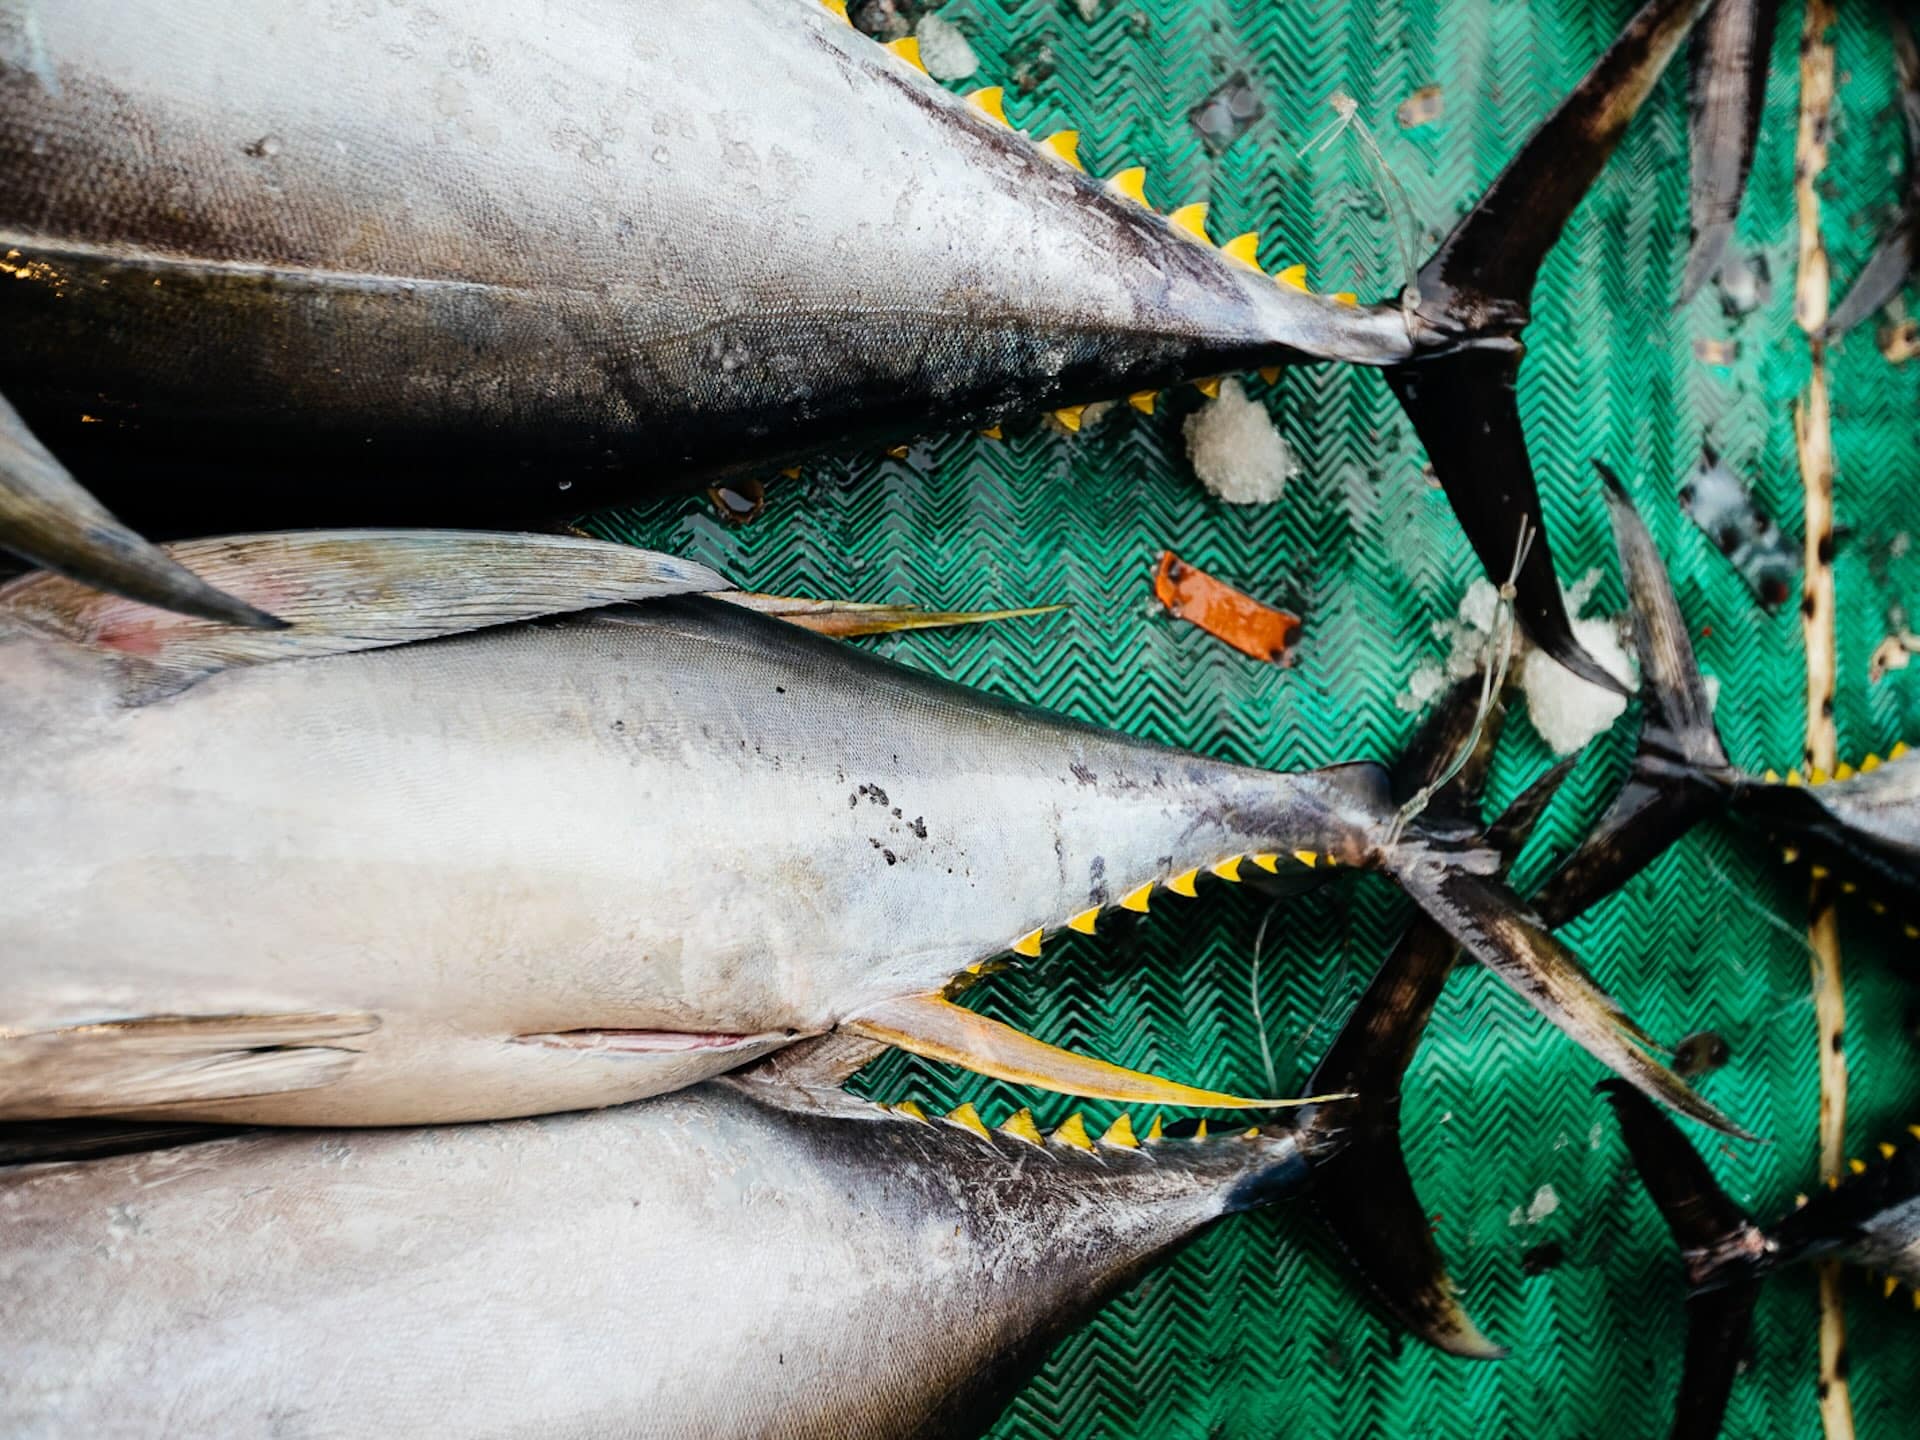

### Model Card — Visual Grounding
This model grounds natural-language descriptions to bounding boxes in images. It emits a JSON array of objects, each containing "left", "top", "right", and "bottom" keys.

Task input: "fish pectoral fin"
[
  {"left": 0, "top": 1011, "right": 379, "bottom": 1121},
  {"left": 844, "top": 993, "right": 1328, "bottom": 1109},
  {"left": 0, "top": 530, "right": 727, "bottom": 690},
  {"left": 0, "top": 392, "right": 283, "bottom": 630},
  {"left": 713, "top": 591, "right": 1065, "bottom": 639}
]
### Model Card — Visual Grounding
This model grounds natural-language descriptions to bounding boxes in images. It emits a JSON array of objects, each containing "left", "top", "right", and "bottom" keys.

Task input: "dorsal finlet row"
[
  {"left": 886, "top": 1099, "right": 1253, "bottom": 1150},
  {"left": 1761, "top": 741, "right": 1910, "bottom": 787},
  {"left": 1006, "top": 849, "right": 1332, "bottom": 959}
]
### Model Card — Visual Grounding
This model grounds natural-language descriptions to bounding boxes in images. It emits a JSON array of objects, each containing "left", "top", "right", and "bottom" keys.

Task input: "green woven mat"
[{"left": 594, "top": 2, "right": 1920, "bottom": 1435}]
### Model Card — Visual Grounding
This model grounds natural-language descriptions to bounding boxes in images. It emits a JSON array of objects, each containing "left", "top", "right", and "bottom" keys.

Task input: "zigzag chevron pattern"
[{"left": 590, "top": 1, "right": 1920, "bottom": 1436}]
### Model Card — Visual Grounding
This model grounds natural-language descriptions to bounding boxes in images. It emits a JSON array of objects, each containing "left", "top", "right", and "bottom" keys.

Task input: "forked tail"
[
  {"left": 1384, "top": 0, "right": 1716, "bottom": 696},
  {"left": 1601, "top": 1081, "right": 1771, "bottom": 1440}
]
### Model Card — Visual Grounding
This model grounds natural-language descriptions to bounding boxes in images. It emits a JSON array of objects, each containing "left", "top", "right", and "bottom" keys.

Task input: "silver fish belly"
[{"left": 0, "top": 1080, "right": 1316, "bottom": 1440}]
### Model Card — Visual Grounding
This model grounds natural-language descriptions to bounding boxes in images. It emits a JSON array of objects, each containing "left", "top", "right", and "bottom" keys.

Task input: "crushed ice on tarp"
[
  {"left": 1679, "top": 448, "right": 1796, "bottom": 610},
  {"left": 1189, "top": 73, "right": 1264, "bottom": 155},
  {"left": 1714, "top": 249, "right": 1771, "bottom": 318}
]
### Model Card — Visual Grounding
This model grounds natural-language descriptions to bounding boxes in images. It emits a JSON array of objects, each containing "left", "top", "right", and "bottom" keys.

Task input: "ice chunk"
[{"left": 1183, "top": 379, "right": 1297, "bottom": 505}]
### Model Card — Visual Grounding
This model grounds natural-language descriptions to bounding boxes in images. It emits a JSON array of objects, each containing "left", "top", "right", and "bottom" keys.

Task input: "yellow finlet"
[
  {"left": 1893, "top": 741, "right": 1912, "bottom": 759},
  {"left": 885, "top": 37, "right": 927, "bottom": 73},
  {"left": 1127, "top": 390, "right": 1157, "bottom": 415},
  {"left": 885, "top": 444, "right": 910, "bottom": 461},
  {"left": 980, "top": 425, "right": 1004, "bottom": 440},
  {"left": 1240, "top": 1126, "right": 1260, "bottom": 1140},
  {"left": 1250, "top": 853, "right": 1280, "bottom": 873},
  {"left": 1811, "top": 864, "right": 1830, "bottom": 880},
  {"left": 1221, "top": 232, "right": 1262, "bottom": 269},
  {"left": 1828, "top": 1174, "right": 1841, "bottom": 1189},
  {"left": 1909, "top": 925, "right": 1920, "bottom": 940},
  {"left": 1067, "top": 907, "right": 1100, "bottom": 935},
  {"left": 1257, "top": 365, "right": 1282, "bottom": 384},
  {"left": 1107, "top": 166, "right": 1149, "bottom": 206},
  {"left": 1810, "top": 767, "right": 1831, "bottom": 786},
  {"left": 1168, "top": 202, "right": 1210, "bottom": 242},
  {"left": 1835, "top": 762, "right": 1856, "bottom": 781},
  {"left": 1782, "top": 847, "right": 1800, "bottom": 864},
  {"left": 1293, "top": 850, "right": 1318, "bottom": 869},
  {"left": 1053, "top": 405, "right": 1086, "bottom": 433},
  {"left": 1850, "top": 1157, "right": 1867, "bottom": 1175},
  {"left": 1862, "top": 753, "right": 1883, "bottom": 772},
  {"left": 1274, "top": 263, "right": 1309, "bottom": 293},
  {"left": 846, "top": 993, "right": 1320, "bottom": 1109},
  {"left": 1887, "top": 1276, "right": 1902, "bottom": 1300},
  {"left": 1764, "top": 769, "right": 1781, "bottom": 783},
  {"left": 1052, "top": 1113, "right": 1094, "bottom": 1151},
  {"left": 820, "top": 0, "right": 851, "bottom": 21},
  {"left": 1145, "top": 1115, "right": 1165, "bottom": 1143},
  {"left": 1119, "top": 881, "right": 1153, "bottom": 913},
  {"left": 1909, "top": 1125, "right": 1920, "bottom": 1142},
  {"left": 1039, "top": 130, "right": 1084, "bottom": 171},
  {"left": 1010, "top": 928, "right": 1044, "bottom": 959},
  {"left": 1331, "top": 291, "right": 1358, "bottom": 306},
  {"left": 1194, "top": 376, "right": 1222, "bottom": 399},
  {"left": 945, "top": 1102, "right": 991, "bottom": 1140},
  {"left": 999, "top": 1108, "right": 1045, "bottom": 1146},
  {"left": 1192, "top": 1119, "right": 1208, "bottom": 1141},
  {"left": 779, "top": 466, "right": 803, "bottom": 480},
  {"left": 1912, "top": 1289, "right": 1920, "bottom": 1312},
  {"left": 1787, "top": 768, "right": 1805, "bottom": 786},
  {"left": 1211, "top": 856, "right": 1244, "bottom": 883},
  {"left": 1101, "top": 1114, "right": 1139, "bottom": 1149},
  {"left": 1881, "top": 1142, "right": 1897, "bottom": 1160},
  {"left": 893, "top": 1099, "right": 929, "bottom": 1124},
  {"left": 966, "top": 86, "right": 1008, "bottom": 126},
  {"left": 1795, "top": 1193, "right": 1810, "bottom": 1208},
  {"left": 1166, "top": 868, "right": 1200, "bottom": 898}
]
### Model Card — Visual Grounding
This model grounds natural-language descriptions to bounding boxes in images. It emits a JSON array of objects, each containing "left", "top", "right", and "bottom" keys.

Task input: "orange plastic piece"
[{"left": 1152, "top": 551, "right": 1300, "bottom": 663}]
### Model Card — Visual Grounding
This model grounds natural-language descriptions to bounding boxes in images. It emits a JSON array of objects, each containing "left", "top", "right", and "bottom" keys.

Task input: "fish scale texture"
[{"left": 593, "top": 1, "right": 1920, "bottom": 1435}]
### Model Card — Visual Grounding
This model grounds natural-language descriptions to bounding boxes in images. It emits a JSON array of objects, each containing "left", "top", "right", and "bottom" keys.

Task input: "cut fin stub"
[
  {"left": 0, "top": 392, "right": 284, "bottom": 630},
  {"left": 715, "top": 591, "right": 1065, "bottom": 639},
  {"left": 845, "top": 993, "right": 1347, "bottom": 1109}
]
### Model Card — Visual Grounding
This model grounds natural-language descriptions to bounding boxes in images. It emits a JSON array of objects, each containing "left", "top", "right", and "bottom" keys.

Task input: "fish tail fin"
[
  {"left": 1384, "top": 0, "right": 1711, "bottom": 695},
  {"left": 1600, "top": 1080, "right": 1769, "bottom": 1439},
  {"left": 1529, "top": 462, "right": 1738, "bottom": 928},
  {"left": 1298, "top": 915, "right": 1504, "bottom": 1359},
  {"left": 0, "top": 392, "right": 285, "bottom": 629},
  {"left": 1680, "top": 0, "right": 1781, "bottom": 302}
]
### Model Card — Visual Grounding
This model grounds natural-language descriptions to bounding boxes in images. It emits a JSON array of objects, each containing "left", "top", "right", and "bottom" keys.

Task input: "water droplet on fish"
[{"left": 707, "top": 478, "right": 765, "bottom": 525}]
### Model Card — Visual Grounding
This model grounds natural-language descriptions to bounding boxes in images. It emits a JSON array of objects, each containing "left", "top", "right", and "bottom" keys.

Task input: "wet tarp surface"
[{"left": 597, "top": 2, "right": 1920, "bottom": 1435}]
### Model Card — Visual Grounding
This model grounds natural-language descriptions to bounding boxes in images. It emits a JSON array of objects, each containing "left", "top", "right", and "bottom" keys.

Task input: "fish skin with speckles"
[{"left": 0, "top": 529, "right": 1727, "bottom": 1132}]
